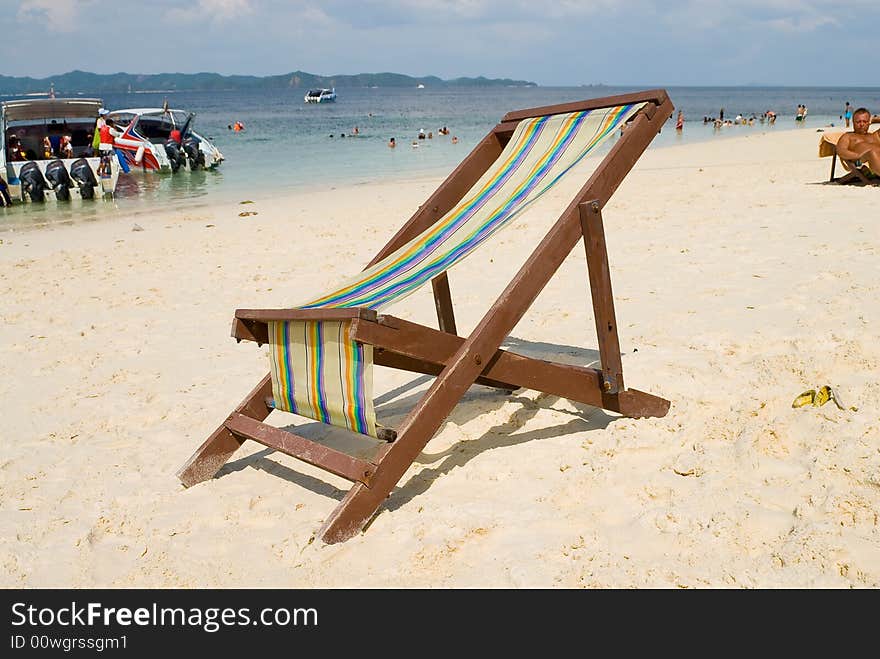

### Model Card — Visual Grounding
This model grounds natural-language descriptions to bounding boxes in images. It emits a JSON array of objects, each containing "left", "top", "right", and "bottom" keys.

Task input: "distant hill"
[{"left": 0, "top": 70, "right": 537, "bottom": 94}]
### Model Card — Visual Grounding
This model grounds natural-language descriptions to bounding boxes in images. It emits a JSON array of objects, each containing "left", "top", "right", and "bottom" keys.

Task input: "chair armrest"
[{"left": 231, "top": 308, "right": 377, "bottom": 344}]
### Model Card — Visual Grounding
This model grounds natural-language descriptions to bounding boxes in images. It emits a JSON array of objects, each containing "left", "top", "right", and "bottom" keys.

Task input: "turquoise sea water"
[{"left": 2, "top": 84, "right": 878, "bottom": 230}]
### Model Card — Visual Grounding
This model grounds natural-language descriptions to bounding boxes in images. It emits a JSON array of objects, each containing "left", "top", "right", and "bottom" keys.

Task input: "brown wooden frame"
[{"left": 177, "top": 90, "right": 675, "bottom": 543}]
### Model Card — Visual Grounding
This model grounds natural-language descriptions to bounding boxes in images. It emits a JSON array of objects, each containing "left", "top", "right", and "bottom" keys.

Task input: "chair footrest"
[{"left": 224, "top": 412, "right": 376, "bottom": 484}]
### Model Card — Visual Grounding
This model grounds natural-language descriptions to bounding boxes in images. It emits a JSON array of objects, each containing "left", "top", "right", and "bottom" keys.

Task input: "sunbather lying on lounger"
[{"left": 836, "top": 107, "right": 880, "bottom": 173}]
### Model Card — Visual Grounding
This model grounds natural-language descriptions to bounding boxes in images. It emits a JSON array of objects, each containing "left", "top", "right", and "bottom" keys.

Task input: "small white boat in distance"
[
  {"left": 1, "top": 97, "right": 119, "bottom": 204},
  {"left": 304, "top": 88, "right": 336, "bottom": 104}
]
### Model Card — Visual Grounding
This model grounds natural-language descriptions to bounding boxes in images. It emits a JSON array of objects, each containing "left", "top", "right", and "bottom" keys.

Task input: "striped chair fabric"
[{"left": 269, "top": 103, "right": 645, "bottom": 437}]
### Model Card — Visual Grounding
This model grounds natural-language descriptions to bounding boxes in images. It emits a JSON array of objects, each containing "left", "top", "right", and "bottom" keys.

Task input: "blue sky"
[{"left": 1, "top": 0, "right": 875, "bottom": 86}]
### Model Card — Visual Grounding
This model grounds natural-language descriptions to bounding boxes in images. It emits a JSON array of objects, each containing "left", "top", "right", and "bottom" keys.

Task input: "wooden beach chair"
[
  {"left": 819, "top": 131, "right": 880, "bottom": 186},
  {"left": 177, "top": 90, "right": 675, "bottom": 544}
]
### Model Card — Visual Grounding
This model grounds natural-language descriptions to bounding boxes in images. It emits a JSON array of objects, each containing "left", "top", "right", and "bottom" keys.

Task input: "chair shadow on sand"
[{"left": 215, "top": 336, "right": 620, "bottom": 508}]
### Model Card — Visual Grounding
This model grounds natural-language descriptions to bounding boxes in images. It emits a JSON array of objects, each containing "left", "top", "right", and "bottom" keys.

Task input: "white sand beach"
[{"left": 1, "top": 126, "right": 878, "bottom": 588}]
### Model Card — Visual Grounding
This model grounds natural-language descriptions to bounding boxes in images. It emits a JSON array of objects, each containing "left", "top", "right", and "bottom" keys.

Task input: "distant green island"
[{"left": 0, "top": 70, "right": 537, "bottom": 94}]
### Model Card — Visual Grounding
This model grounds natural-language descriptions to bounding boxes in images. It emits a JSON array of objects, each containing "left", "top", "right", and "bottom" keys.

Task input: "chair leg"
[
  {"left": 579, "top": 201, "right": 624, "bottom": 394},
  {"left": 431, "top": 272, "right": 457, "bottom": 335},
  {"left": 319, "top": 481, "right": 391, "bottom": 543},
  {"left": 319, "top": 386, "right": 459, "bottom": 544},
  {"left": 320, "top": 323, "right": 517, "bottom": 542},
  {"left": 176, "top": 374, "right": 273, "bottom": 487}
]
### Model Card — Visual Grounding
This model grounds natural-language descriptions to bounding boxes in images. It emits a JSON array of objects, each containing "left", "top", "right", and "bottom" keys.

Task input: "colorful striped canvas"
[
  {"left": 268, "top": 320, "right": 376, "bottom": 437},
  {"left": 270, "top": 103, "right": 644, "bottom": 437}
]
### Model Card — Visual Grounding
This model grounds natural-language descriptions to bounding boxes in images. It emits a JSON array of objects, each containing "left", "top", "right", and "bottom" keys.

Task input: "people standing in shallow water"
[
  {"left": 97, "top": 118, "right": 122, "bottom": 177},
  {"left": 675, "top": 110, "right": 684, "bottom": 131},
  {"left": 388, "top": 137, "right": 396, "bottom": 148}
]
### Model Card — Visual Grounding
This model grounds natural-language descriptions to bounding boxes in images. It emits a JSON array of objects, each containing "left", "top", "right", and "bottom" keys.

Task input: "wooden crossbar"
[
  {"left": 228, "top": 311, "right": 668, "bottom": 417},
  {"left": 351, "top": 315, "right": 668, "bottom": 418},
  {"left": 224, "top": 413, "right": 376, "bottom": 484}
]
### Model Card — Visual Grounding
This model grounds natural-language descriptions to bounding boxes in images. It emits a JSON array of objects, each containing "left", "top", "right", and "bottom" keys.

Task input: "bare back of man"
[{"left": 836, "top": 108, "right": 880, "bottom": 173}]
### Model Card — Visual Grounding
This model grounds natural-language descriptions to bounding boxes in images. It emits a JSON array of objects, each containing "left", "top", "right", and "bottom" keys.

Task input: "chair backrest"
[
  {"left": 268, "top": 102, "right": 647, "bottom": 438},
  {"left": 295, "top": 103, "right": 645, "bottom": 312},
  {"left": 818, "top": 131, "right": 844, "bottom": 158}
]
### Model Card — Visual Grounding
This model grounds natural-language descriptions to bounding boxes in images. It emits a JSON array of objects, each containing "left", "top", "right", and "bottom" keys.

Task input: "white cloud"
[
  {"left": 166, "top": 0, "right": 254, "bottom": 24},
  {"left": 654, "top": 0, "right": 861, "bottom": 32},
  {"left": 351, "top": 0, "right": 619, "bottom": 24},
  {"left": 765, "top": 15, "right": 838, "bottom": 32},
  {"left": 16, "top": 0, "right": 95, "bottom": 33},
  {"left": 383, "top": 0, "right": 491, "bottom": 18},
  {"left": 1, "top": 0, "right": 875, "bottom": 84}
]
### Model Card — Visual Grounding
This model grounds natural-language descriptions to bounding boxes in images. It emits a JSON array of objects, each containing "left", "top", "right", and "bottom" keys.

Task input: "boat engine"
[
  {"left": 44, "top": 159, "right": 72, "bottom": 201},
  {"left": 183, "top": 136, "right": 205, "bottom": 170},
  {"left": 164, "top": 139, "right": 184, "bottom": 173},
  {"left": 18, "top": 162, "right": 47, "bottom": 203},
  {"left": 69, "top": 158, "right": 98, "bottom": 199}
]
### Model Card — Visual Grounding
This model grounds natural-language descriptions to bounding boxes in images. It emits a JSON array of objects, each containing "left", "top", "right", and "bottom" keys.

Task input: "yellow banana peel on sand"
[
  {"left": 792, "top": 385, "right": 850, "bottom": 411},
  {"left": 813, "top": 385, "right": 831, "bottom": 407},
  {"left": 792, "top": 390, "right": 815, "bottom": 408}
]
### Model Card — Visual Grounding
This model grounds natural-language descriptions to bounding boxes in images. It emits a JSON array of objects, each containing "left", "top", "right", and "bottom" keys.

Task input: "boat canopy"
[
  {"left": 1, "top": 98, "right": 103, "bottom": 122},
  {"left": 108, "top": 108, "right": 194, "bottom": 137},
  {"left": 108, "top": 108, "right": 191, "bottom": 123}
]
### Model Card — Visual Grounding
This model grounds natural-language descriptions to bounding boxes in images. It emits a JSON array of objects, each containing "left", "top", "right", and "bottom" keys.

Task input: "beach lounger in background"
[
  {"left": 819, "top": 131, "right": 880, "bottom": 186},
  {"left": 177, "top": 90, "right": 675, "bottom": 544}
]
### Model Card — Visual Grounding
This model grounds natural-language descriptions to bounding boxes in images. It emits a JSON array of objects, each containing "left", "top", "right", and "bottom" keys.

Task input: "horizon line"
[{"left": 1, "top": 71, "right": 878, "bottom": 90}]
